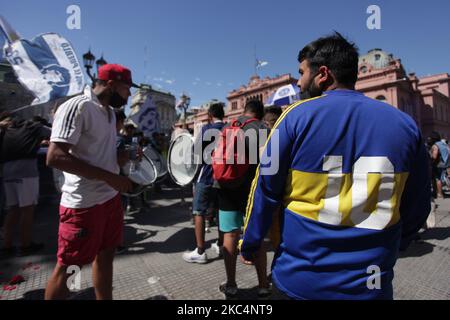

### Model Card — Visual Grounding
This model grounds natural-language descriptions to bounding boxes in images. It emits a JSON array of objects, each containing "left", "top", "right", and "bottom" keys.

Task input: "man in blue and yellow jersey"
[{"left": 239, "top": 32, "right": 430, "bottom": 300}]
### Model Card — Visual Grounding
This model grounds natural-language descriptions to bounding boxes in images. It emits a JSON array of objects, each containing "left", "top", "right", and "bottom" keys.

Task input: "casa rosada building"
[{"left": 178, "top": 49, "right": 450, "bottom": 140}]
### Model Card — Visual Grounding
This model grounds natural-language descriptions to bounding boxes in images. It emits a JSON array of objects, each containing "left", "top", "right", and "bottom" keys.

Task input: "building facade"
[
  {"left": 129, "top": 84, "right": 177, "bottom": 135},
  {"left": 178, "top": 49, "right": 450, "bottom": 140},
  {"left": 356, "top": 49, "right": 450, "bottom": 139}
]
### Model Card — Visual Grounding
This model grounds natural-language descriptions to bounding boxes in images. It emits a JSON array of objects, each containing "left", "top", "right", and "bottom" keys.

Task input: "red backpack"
[{"left": 212, "top": 118, "right": 258, "bottom": 187}]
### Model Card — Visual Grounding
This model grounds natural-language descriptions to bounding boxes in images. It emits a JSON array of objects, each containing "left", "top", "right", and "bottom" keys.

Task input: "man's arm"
[
  {"left": 399, "top": 138, "right": 431, "bottom": 250},
  {"left": 239, "top": 116, "right": 293, "bottom": 261},
  {"left": 47, "top": 141, "right": 132, "bottom": 193}
]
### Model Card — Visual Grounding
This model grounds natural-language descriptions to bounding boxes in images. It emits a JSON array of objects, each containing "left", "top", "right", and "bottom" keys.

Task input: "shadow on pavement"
[
  {"left": 122, "top": 227, "right": 195, "bottom": 255},
  {"left": 125, "top": 202, "right": 192, "bottom": 228},
  {"left": 398, "top": 240, "right": 435, "bottom": 258},
  {"left": 419, "top": 227, "right": 450, "bottom": 241},
  {"left": 21, "top": 289, "right": 45, "bottom": 300}
]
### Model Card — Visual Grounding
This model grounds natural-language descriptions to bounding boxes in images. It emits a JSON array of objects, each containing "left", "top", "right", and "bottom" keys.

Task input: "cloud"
[
  {"left": 165, "top": 79, "right": 175, "bottom": 85},
  {"left": 206, "top": 82, "right": 212, "bottom": 86},
  {"left": 192, "top": 82, "right": 198, "bottom": 86},
  {"left": 195, "top": 77, "right": 201, "bottom": 81},
  {"left": 153, "top": 77, "right": 164, "bottom": 82}
]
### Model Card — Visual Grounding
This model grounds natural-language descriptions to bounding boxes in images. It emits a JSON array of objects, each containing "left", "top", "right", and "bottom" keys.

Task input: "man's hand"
[
  {"left": 117, "top": 149, "right": 130, "bottom": 167},
  {"left": 104, "top": 174, "right": 133, "bottom": 193},
  {"left": 240, "top": 251, "right": 258, "bottom": 265}
]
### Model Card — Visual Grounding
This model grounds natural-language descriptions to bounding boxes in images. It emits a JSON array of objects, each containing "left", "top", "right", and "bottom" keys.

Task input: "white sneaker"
[
  {"left": 182, "top": 248, "right": 208, "bottom": 264},
  {"left": 211, "top": 241, "right": 223, "bottom": 257}
]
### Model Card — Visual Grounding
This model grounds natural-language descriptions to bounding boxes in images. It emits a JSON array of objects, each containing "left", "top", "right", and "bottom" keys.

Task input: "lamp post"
[{"left": 82, "top": 49, "right": 107, "bottom": 82}]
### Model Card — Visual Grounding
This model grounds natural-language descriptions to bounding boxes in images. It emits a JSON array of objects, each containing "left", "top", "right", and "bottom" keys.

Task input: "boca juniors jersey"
[{"left": 240, "top": 89, "right": 430, "bottom": 300}]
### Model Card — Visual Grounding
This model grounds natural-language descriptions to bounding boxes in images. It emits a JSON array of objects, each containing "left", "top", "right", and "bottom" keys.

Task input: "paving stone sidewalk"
[{"left": 0, "top": 186, "right": 448, "bottom": 300}]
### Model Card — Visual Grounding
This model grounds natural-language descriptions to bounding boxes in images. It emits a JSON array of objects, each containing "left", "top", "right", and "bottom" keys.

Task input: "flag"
[
  {"left": 0, "top": 15, "right": 20, "bottom": 62},
  {"left": 0, "top": 15, "right": 20, "bottom": 43},
  {"left": 255, "top": 59, "right": 268, "bottom": 69},
  {"left": 2, "top": 31, "right": 85, "bottom": 104},
  {"left": 129, "top": 94, "right": 161, "bottom": 137}
]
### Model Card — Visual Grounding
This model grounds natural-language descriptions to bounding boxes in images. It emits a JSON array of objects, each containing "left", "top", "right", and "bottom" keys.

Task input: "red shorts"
[{"left": 57, "top": 193, "right": 123, "bottom": 266}]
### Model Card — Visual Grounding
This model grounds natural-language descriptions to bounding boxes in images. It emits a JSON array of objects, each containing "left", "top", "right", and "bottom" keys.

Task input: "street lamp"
[{"left": 82, "top": 49, "right": 108, "bottom": 82}]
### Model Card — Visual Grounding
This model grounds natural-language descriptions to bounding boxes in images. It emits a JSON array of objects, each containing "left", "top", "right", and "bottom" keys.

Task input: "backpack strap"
[{"left": 230, "top": 118, "right": 259, "bottom": 129}]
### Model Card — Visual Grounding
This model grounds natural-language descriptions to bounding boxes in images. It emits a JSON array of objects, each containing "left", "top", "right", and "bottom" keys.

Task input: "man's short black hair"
[
  {"left": 264, "top": 106, "right": 283, "bottom": 118},
  {"left": 208, "top": 102, "right": 224, "bottom": 119},
  {"left": 298, "top": 31, "right": 359, "bottom": 87},
  {"left": 244, "top": 99, "right": 264, "bottom": 120}
]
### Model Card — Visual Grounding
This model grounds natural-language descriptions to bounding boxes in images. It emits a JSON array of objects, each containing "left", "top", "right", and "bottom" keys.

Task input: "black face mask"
[
  {"left": 110, "top": 90, "right": 128, "bottom": 109},
  {"left": 300, "top": 72, "right": 323, "bottom": 100}
]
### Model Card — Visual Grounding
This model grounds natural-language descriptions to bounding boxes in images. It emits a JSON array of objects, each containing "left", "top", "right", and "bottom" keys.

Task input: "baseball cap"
[{"left": 98, "top": 64, "right": 140, "bottom": 88}]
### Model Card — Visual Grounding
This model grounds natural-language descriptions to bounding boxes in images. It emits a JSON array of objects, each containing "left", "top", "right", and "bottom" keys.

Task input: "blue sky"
[{"left": 1, "top": 0, "right": 450, "bottom": 108}]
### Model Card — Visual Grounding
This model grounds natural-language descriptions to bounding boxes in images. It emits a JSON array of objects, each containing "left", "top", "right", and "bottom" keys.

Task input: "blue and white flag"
[
  {"left": 265, "top": 84, "right": 300, "bottom": 107},
  {"left": 129, "top": 94, "right": 161, "bottom": 137},
  {"left": 2, "top": 32, "right": 85, "bottom": 104}
]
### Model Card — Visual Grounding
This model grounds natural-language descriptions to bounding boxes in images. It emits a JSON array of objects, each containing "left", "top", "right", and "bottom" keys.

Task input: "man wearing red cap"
[{"left": 45, "top": 64, "right": 135, "bottom": 300}]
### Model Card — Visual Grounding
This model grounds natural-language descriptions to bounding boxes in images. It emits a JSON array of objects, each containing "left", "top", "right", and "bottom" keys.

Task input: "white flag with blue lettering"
[
  {"left": 129, "top": 94, "right": 161, "bottom": 137},
  {"left": 2, "top": 32, "right": 85, "bottom": 104}
]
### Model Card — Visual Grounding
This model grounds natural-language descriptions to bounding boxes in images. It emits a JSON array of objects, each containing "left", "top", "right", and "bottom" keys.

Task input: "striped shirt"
[{"left": 50, "top": 85, "right": 119, "bottom": 208}]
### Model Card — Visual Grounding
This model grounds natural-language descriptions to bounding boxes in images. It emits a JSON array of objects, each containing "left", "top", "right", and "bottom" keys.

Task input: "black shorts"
[{"left": 218, "top": 180, "right": 252, "bottom": 212}]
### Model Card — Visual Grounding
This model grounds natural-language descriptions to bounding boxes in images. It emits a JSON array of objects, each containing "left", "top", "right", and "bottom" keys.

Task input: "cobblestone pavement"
[{"left": 0, "top": 185, "right": 449, "bottom": 300}]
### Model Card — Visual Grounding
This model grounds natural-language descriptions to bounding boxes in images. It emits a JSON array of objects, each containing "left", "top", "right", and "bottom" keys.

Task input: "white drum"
[
  {"left": 121, "top": 156, "right": 157, "bottom": 197},
  {"left": 167, "top": 133, "right": 200, "bottom": 186},
  {"left": 143, "top": 146, "right": 167, "bottom": 182}
]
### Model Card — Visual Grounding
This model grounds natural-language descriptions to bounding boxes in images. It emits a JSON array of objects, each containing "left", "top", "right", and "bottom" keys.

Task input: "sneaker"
[
  {"left": 219, "top": 282, "right": 238, "bottom": 298},
  {"left": 211, "top": 241, "right": 223, "bottom": 257},
  {"left": 0, "top": 246, "right": 16, "bottom": 259},
  {"left": 205, "top": 220, "right": 211, "bottom": 233},
  {"left": 257, "top": 285, "right": 272, "bottom": 298},
  {"left": 17, "top": 242, "right": 44, "bottom": 257},
  {"left": 182, "top": 248, "right": 207, "bottom": 264}
]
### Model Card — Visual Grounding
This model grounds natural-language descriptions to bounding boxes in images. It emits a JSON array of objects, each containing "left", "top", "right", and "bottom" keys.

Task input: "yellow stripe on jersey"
[{"left": 283, "top": 169, "right": 410, "bottom": 230}]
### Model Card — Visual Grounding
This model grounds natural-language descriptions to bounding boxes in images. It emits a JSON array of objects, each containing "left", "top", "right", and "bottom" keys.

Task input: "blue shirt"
[{"left": 240, "top": 90, "right": 430, "bottom": 300}]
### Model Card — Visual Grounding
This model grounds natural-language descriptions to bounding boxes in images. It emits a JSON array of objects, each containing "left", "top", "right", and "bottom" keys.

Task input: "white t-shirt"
[{"left": 50, "top": 85, "right": 119, "bottom": 208}]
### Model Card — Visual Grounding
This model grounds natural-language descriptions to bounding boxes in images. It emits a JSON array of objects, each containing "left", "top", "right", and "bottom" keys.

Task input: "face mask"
[
  {"left": 300, "top": 72, "right": 323, "bottom": 100},
  {"left": 110, "top": 90, "right": 128, "bottom": 108}
]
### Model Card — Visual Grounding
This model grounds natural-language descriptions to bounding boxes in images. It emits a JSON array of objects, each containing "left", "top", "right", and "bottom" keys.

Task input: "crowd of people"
[{"left": 0, "top": 32, "right": 443, "bottom": 300}]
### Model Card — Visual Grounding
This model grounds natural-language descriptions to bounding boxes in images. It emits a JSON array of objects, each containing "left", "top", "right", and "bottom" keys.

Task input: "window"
[
  {"left": 360, "top": 66, "right": 368, "bottom": 73},
  {"left": 375, "top": 54, "right": 381, "bottom": 61}
]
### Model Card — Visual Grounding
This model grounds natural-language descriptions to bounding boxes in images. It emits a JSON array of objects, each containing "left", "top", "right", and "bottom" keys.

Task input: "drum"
[
  {"left": 121, "top": 156, "right": 158, "bottom": 197},
  {"left": 53, "top": 168, "right": 64, "bottom": 193},
  {"left": 167, "top": 133, "right": 200, "bottom": 186},
  {"left": 143, "top": 146, "right": 167, "bottom": 182}
]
